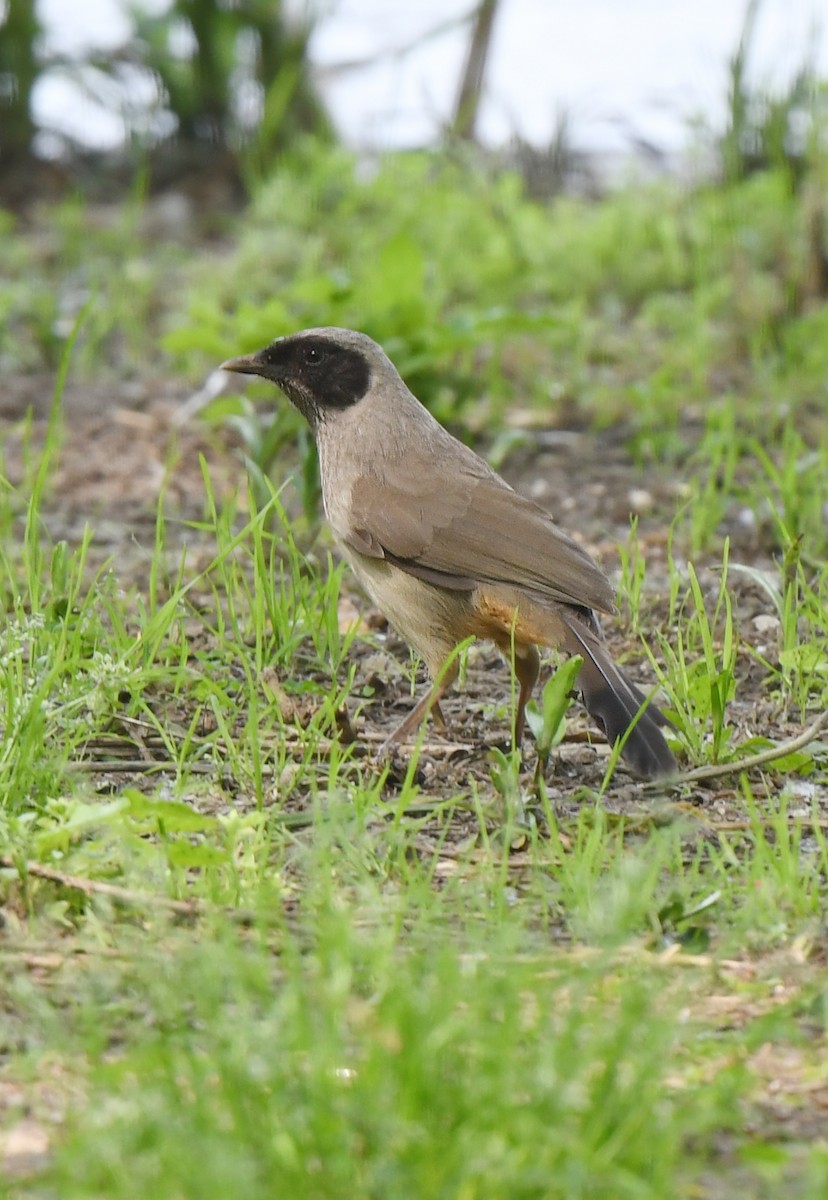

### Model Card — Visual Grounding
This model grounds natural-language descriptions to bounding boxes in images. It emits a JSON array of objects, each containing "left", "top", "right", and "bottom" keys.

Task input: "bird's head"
[{"left": 222, "top": 327, "right": 385, "bottom": 428}]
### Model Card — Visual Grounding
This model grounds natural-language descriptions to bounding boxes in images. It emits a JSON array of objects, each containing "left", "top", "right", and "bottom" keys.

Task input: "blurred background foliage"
[
  {"left": 0, "top": 0, "right": 826, "bottom": 548},
  {"left": 1, "top": 0, "right": 826, "bottom": 199},
  {"left": 0, "top": 0, "right": 332, "bottom": 195}
]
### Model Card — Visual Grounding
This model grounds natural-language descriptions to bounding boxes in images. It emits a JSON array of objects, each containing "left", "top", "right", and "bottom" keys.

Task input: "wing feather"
[{"left": 345, "top": 456, "right": 616, "bottom": 615}]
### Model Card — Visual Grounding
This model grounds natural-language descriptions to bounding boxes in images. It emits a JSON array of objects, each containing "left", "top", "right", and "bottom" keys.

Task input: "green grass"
[
  {"left": 27, "top": 917, "right": 744, "bottom": 1198},
  {"left": 2, "top": 141, "right": 828, "bottom": 1196}
]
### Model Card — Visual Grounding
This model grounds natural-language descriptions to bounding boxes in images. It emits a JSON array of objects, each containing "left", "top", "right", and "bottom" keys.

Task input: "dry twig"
[
  {"left": 648, "top": 709, "right": 828, "bottom": 790},
  {"left": 0, "top": 857, "right": 263, "bottom": 924}
]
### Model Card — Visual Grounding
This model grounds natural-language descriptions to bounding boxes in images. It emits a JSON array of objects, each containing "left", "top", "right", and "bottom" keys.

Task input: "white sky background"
[{"left": 32, "top": 0, "right": 828, "bottom": 156}]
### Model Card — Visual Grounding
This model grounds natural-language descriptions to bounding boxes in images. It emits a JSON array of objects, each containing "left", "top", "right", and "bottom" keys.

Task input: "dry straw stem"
[
  {"left": 0, "top": 858, "right": 263, "bottom": 924},
  {"left": 649, "top": 708, "right": 828, "bottom": 790}
]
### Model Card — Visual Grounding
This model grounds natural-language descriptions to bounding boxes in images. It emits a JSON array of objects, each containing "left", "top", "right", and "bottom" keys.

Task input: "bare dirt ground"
[{"left": 3, "top": 371, "right": 819, "bottom": 826}]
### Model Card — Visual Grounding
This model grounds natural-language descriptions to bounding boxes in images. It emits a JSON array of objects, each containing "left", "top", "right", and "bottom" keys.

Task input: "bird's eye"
[{"left": 303, "top": 345, "right": 324, "bottom": 366}]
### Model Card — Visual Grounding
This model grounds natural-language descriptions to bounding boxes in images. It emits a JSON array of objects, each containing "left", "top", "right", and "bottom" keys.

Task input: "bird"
[{"left": 221, "top": 327, "right": 676, "bottom": 778}]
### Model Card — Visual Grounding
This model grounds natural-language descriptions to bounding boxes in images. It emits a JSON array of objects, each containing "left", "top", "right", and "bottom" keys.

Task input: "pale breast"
[{"left": 338, "top": 541, "right": 473, "bottom": 675}]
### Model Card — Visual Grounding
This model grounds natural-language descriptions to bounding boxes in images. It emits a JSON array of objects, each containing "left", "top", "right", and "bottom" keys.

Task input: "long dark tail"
[{"left": 561, "top": 616, "right": 676, "bottom": 779}]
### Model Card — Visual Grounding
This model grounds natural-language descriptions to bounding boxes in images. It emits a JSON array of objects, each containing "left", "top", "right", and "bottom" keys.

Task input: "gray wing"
[{"left": 344, "top": 452, "right": 616, "bottom": 616}]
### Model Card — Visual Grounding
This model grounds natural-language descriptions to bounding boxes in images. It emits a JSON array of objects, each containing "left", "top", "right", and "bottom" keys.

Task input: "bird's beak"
[{"left": 220, "top": 352, "right": 264, "bottom": 377}]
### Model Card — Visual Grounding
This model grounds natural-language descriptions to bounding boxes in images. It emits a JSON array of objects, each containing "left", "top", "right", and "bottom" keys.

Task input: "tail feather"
[{"left": 561, "top": 616, "right": 676, "bottom": 779}]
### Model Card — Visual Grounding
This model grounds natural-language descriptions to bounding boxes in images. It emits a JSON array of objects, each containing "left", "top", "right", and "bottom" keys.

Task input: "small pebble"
[{"left": 627, "top": 487, "right": 654, "bottom": 514}]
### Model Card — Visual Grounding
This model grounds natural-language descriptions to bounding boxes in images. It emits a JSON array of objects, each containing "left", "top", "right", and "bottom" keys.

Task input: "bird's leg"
[
  {"left": 513, "top": 643, "right": 540, "bottom": 746},
  {"left": 379, "top": 658, "right": 458, "bottom": 753},
  {"left": 493, "top": 632, "right": 541, "bottom": 748}
]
